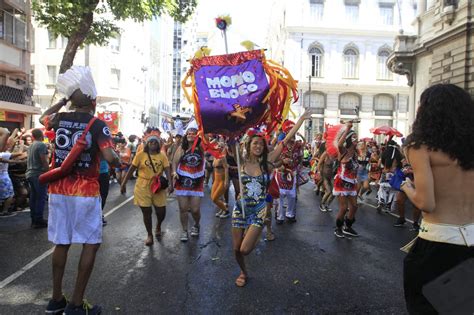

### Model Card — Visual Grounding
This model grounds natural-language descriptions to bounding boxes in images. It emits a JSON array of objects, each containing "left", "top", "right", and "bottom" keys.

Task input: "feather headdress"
[
  {"left": 56, "top": 66, "right": 97, "bottom": 99},
  {"left": 185, "top": 118, "right": 199, "bottom": 133},
  {"left": 144, "top": 130, "right": 161, "bottom": 142}
]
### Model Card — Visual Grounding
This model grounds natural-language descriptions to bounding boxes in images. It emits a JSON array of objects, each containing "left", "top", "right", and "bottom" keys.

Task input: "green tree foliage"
[{"left": 32, "top": 0, "right": 197, "bottom": 74}]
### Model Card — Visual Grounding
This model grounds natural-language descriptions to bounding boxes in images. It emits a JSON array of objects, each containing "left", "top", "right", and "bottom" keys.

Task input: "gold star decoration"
[{"left": 228, "top": 104, "right": 252, "bottom": 124}]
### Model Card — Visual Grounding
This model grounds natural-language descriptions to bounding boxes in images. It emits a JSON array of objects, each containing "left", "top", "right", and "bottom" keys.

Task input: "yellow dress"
[{"left": 132, "top": 151, "right": 170, "bottom": 207}]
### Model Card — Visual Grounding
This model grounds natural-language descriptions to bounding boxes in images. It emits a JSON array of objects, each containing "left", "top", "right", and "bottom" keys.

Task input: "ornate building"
[
  {"left": 267, "top": 0, "right": 417, "bottom": 139},
  {"left": 388, "top": 0, "right": 474, "bottom": 124}
]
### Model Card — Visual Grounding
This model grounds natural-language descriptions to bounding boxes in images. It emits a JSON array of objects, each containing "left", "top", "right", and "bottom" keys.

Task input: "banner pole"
[
  {"left": 235, "top": 142, "right": 245, "bottom": 218},
  {"left": 222, "top": 27, "right": 245, "bottom": 219}
]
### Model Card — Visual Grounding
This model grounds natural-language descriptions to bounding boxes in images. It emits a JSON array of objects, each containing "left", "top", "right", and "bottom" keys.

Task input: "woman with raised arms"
[{"left": 232, "top": 108, "right": 311, "bottom": 287}]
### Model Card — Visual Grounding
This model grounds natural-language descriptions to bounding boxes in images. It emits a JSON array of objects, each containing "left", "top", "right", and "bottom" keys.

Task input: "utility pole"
[{"left": 307, "top": 75, "right": 312, "bottom": 139}]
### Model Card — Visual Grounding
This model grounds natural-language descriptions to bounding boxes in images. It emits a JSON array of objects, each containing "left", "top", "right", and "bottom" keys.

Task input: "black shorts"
[{"left": 403, "top": 238, "right": 474, "bottom": 314}]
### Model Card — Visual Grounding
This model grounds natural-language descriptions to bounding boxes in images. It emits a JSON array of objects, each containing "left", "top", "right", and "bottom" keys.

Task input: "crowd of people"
[
  {"left": 1, "top": 76, "right": 472, "bottom": 314},
  {"left": 309, "top": 127, "right": 422, "bottom": 234}
]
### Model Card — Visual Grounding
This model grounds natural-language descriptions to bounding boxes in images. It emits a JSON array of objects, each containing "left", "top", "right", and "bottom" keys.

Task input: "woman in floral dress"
[{"left": 232, "top": 108, "right": 311, "bottom": 287}]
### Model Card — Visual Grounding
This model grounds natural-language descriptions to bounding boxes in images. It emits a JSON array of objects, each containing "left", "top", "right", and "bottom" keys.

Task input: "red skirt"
[{"left": 333, "top": 175, "right": 357, "bottom": 196}]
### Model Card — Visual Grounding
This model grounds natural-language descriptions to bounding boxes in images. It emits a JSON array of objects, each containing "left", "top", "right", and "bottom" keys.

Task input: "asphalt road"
[{"left": 0, "top": 179, "right": 418, "bottom": 314}]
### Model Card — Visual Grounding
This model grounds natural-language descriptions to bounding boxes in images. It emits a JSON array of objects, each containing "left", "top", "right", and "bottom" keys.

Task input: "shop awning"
[{"left": 0, "top": 101, "right": 42, "bottom": 115}]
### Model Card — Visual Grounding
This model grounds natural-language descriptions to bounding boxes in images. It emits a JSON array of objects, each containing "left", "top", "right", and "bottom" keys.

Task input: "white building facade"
[
  {"left": 267, "top": 0, "right": 417, "bottom": 140},
  {"left": 31, "top": 18, "right": 170, "bottom": 137}
]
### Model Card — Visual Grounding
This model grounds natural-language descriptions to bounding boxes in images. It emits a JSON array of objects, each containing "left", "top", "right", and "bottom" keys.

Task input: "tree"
[{"left": 32, "top": 0, "right": 197, "bottom": 74}]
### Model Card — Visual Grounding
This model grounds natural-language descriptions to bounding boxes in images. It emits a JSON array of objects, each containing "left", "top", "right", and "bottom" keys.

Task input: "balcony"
[
  {"left": 386, "top": 34, "right": 418, "bottom": 86},
  {"left": 0, "top": 84, "right": 32, "bottom": 105}
]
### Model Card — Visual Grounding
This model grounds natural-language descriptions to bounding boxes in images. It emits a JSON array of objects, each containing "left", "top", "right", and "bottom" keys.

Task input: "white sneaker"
[
  {"left": 190, "top": 226, "right": 200, "bottom": 237},
  {"left": 180, "top": 231, "right": 188, "bottom": 242},
  {"left": 219, "top": 211, "right": 230, "bottom": 218}
]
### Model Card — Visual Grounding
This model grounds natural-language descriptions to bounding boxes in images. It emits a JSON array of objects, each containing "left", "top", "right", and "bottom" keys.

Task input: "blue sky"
[{"left": 196, "top": 0, "right": 272, "bottom": 54}]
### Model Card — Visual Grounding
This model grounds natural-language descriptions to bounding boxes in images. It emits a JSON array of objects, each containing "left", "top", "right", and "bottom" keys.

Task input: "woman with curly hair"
[
  {"left": 401, "top": 84, "right": 474, "bottom": 314},
  {"left": 232, "top": 109, "right": 311, "bottom": 287}
]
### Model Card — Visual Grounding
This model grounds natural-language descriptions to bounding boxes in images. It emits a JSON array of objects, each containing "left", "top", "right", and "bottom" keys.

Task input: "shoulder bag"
[{"left": 147, "top": 151, "right": 169, "bottom": 193}]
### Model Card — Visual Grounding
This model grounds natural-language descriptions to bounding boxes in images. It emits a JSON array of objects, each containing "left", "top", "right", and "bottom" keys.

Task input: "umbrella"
[{"left": 370, "top": 126, "right": 403, "bottom": 137}]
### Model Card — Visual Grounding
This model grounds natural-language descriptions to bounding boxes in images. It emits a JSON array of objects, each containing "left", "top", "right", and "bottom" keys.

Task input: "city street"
[{"left": 0, "top": 180, "right": 417, "bottom": 314}]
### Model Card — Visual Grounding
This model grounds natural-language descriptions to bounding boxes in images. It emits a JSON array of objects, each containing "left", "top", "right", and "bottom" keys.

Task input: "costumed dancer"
[
  {"left": 356, "top": 141, "right": 371, "bottom": 200},
  {"left": 211, "top": 140, "right": 230, "bottom": 218},
  {"left": 233, "top": 109, "right": 310, "bottom": 287},
  {"left": 121, "top": 130, "right": 173, "bottom": 246},
  {"left": 115, "top": 138, "right": 131, "bottom": 184},
  {"left": 332, "top": 121, "right": 360, "bottom": 238},
  {"left": 377, "top": 140, "right": 399, "bottom": 212},
  {"left": 172, "top": 124, "right": 205, "bottom": 242},
  {"left": 275, "top": 154, "right": 297, "bottom": 224},
  {"left": 40, "top": 66, "right": 120, "bottom": 314},
  {"left": 275, "top": 129, "right": 303, "bottom": 223},
  {"left": 317, "top": 143, "right": 336, "bottom": 212}
]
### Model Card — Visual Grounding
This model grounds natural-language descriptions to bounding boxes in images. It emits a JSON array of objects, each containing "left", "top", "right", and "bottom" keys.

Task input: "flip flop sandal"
[
  {"left": 235, "top": 274, "right": 247, "bottom": 287},
  {"left": 265, "top": 232, "right": 275, "bottom": 241}
]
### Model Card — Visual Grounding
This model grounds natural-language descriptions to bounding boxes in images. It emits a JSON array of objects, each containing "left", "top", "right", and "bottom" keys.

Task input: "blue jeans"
[{"left": 27, "top": 176, "right": 47, "bottom": 222}]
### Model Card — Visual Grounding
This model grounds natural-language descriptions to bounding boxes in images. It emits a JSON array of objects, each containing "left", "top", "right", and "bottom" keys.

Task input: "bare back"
[{"left": 426, "top": 150, "right": 474, "bottom": 225}]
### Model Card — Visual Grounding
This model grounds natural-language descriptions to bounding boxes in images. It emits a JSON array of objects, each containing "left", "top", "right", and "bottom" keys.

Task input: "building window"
[
  {"left": 377, "top": 49, "right": 392, "bottom": 80},
  {"left": 304, "top": 91, "right": 325, "bottom": 114},
  {"left": 48, "top": 30, "right": 57, "bottom": 49},
  {"left": 444, "top": 0, "right": 458, "bottom": 8},
  {"left": 14, "top": 18, "right": 26, "bottom": 49},
  {"left": 345, "top": 4, "right": 359, "bottom": 23},
  {"left": 343, "top": 47, "right": 359, "bottom": 79},
  {"left": 374, "top": 94, "right": 394, "bottom": 116},
  {"left": 47, "top": 65, "right": 57, "bottom": 85},
  {"left": 110, "top": 34, "right": 121, "bottom": 52},
  {"left": 110, "top": 69, "right": 120, "bottom": 89},
  {"left": 379, "top": 4, "right": 394, "bottom": 25},
  {"left": 339, "top": 93, "right": 360, "bottom": 115},
  {"left": 60, "top": 36, "right": 68, "bottom": 49},
  {"left": 1, "top": 10, "right": 26, "bottom": 49},
  {"left": 312, "top": 118, "right": 324, "bottom": 134},
  {"left": 307, "top": 117, "right": 325, "bottom": 140},
  {"left": 309, "top": 46, "right": 323, "bottom": 77},
  {"left": 310, "top": 0, "right": 324, "bottom": 21}
]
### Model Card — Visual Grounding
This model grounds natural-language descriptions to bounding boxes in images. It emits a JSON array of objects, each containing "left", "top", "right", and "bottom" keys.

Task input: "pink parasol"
[{"left": 370, "top": 126, "right": 403, "bottom": 137}]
